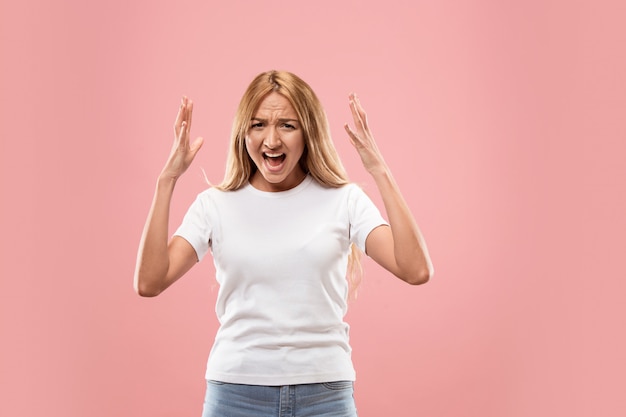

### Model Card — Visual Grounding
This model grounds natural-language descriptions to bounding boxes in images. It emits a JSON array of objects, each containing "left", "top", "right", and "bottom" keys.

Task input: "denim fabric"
[{"left": 201, "top": 380, "right": 358, "bottom": 417}]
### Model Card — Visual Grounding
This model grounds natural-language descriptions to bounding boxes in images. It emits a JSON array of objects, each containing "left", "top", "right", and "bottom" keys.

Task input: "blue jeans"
[{"left": 201, "top": 380, "right": 358, "bottom": 417}]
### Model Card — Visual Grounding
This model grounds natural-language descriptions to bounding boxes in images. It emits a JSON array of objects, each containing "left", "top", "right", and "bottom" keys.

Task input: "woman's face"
[{"left": 246, "top": 92, "right": 306, "bottom": 192}]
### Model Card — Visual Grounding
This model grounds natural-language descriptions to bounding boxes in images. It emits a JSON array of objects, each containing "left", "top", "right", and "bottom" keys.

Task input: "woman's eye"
[
  {"left": 251, "top": 122, "right": 264, "bottom": 129},
  {"left": 282, "top": 123, "right": 295, "bottom": 130}
]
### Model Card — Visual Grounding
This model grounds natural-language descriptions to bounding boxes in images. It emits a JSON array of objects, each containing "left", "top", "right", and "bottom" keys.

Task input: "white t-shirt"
[{"left": 174, "top": 175, "right": 387, "bottom": 385}]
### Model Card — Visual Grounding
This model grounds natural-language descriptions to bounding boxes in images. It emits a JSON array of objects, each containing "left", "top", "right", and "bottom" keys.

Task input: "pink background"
[{"left": 1, "top": 0, "right": 625, "bottom": 416}]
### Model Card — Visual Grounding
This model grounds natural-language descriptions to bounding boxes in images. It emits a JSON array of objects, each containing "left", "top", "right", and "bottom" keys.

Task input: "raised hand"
[
  {"left": 344, "top": 93, "right": 433, "bottom": 285},
  {"left": 344, "top": 93, "right": 387, "bottom": 175},
  {"left": 161, "top": 96, "right": 204, "bottom": 180}
]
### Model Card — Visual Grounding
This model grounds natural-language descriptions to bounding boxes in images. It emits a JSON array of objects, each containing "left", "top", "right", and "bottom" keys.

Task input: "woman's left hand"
[
  {"left": 345, "top": 94, "right": 433, "bottom": 285},
  {"left": 344, "top": 93, "right": 387, "bottom": 175}
]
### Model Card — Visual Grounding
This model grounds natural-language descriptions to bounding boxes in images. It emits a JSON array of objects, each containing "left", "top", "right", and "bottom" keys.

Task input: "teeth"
[{"left": 264, "top": 153, "right": 284, "bottom": 158}]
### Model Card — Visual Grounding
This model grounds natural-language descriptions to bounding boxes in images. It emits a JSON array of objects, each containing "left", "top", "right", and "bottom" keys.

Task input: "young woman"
[{"left": 134, "top": 70, "right": 433, "bottom": 416}]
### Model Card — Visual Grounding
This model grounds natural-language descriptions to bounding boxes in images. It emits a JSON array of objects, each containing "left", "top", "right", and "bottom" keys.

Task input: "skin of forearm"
[
  {"left": 370, "top": 166, "right": 433, "bottom": 281},
  {"left": 134, "top": 176, "right": 177, "bottom": 296}
]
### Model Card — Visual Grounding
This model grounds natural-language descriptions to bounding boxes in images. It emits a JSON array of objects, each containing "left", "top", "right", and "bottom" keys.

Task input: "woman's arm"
[
  {"left": 344, "top": 94, "right": 433, "bottom": 285},
  {"left": 134, "top": 97, "right": 204, "bottom": 296}
]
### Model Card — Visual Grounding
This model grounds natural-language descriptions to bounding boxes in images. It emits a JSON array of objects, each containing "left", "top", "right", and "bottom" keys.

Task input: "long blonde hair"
[{"left": 217, "top": 70, "right": 363, "bottom": 295}]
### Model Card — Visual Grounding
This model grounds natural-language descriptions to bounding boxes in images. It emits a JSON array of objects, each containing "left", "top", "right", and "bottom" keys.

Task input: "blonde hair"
[{"left": 217, "top": 70, "right": 363, "bottom": 296}]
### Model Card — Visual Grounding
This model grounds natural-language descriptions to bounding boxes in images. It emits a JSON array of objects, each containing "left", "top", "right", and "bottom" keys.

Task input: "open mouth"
[{"left": 263, "top": 152, "right": 286, "bottom": 167}]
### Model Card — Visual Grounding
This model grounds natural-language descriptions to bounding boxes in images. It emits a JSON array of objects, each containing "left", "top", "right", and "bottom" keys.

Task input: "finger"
[
  {"left": 178, "top": 121, "right": 188, "bottom": 148},
  {"left": 348, "top": 93, "right": 358, "bottom": 120},
  {"left": 186, "top": 99, "right": 194, "bottom": 137},
  {"left": 351, "top": 93, "right": 368, "bottom": 130},
  {"left": 178, "top": 97, "right": 192, "bottom": 145},
  {"left": 174, "top": 98, "right": 185, "bottom": 134},
  {"left": 348, "top": 94, "right": 365, "bottom": 131},
  {"left": 190, "top": 136, "right": 204, "bottom": 155},
  {"left": 343, "top": 123, "right": 358, "bottom": 147}
]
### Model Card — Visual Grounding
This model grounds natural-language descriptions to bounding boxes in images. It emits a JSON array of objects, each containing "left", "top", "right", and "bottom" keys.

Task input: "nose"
[{"left": 263, "top": 126, "right": 282, "bottom": 149}]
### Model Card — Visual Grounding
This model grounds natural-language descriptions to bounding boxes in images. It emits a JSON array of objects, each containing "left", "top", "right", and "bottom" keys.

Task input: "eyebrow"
[{"left": 251, "top": 117, "right": 299, "bottom": 123}]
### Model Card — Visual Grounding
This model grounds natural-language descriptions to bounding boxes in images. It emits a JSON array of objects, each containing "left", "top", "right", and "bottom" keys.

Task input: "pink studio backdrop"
[{"left": 1, "top": 0, "right": 625, "bottom": 416}]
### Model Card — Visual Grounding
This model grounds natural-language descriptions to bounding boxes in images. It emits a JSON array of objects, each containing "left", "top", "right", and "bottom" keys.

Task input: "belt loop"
[{"left": 278, "top": 385, "right": 293, "bottom": 417}]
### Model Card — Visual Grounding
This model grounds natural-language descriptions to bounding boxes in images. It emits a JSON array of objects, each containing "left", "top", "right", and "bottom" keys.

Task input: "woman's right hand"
[
  {"left": 134, "top": 96, "right": 203, "bottom": 297},
  {"left": 161, "top": 96, "right": 204, "bottom": 181}
]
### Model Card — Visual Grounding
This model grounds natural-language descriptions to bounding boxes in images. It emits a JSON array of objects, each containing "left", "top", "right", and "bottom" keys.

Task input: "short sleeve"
[
  {"left": 347, "top": 184, "right": 388, "bottom": 253},
  {"left": 173, "top": 191, "right": 213, "bottom": 261}
]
